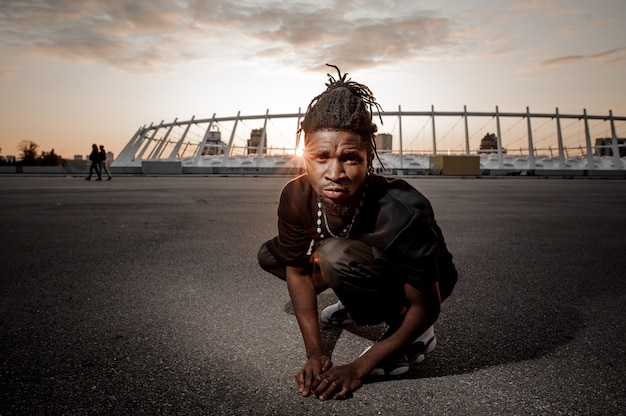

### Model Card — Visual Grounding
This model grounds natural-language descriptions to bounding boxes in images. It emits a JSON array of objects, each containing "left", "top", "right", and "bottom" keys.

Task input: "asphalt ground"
[{"left": 1, "top": 175, "right": 625, "bottom": 416}]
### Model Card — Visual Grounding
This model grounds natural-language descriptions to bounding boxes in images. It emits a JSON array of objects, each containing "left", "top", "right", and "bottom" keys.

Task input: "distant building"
[
  {"left": 478, "top": 133, "right": 506, "bottom": 154},
  {"left": 595, "top": 138, "right": 626, "bottom": 157},
  {"left": 375, "top": 133, "right": 393, "bottom": 153},
  {"left": 73, "top": 155, "right": 83, "bottom": 161},
  {"left": 247, "top": 128, "right": 267, "bottom": 155},
  {"left": 201, "top": 128, "right": 226, "bottom": 155}
]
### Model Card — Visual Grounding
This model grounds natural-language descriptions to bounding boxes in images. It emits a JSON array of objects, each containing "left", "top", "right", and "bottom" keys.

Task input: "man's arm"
[
  {"left": 312, "top": 282, "right": 441, "bottom": 400},
  {"left": 286, "top": 265, "right": 333, "bottom": 396},
  {"left": 353, "top": 282, "right": 441, "bottom": 375}
]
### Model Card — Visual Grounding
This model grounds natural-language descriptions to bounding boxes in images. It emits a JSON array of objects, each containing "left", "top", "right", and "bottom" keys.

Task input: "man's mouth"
[{"left": 322, "top": 187, "right": 347, "bottom": 200}]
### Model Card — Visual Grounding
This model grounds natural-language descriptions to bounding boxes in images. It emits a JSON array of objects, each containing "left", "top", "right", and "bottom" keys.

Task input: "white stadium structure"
[{"left": 110, "top": 107, "right": 626, "bottom": 176}]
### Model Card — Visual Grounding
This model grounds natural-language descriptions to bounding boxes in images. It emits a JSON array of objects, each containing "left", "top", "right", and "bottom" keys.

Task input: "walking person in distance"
[
  {"left": 98, "top": 145, "right": 112, "bottom": 180},
  {"left": 85, "top": 143, "right": 101, "bottom": 181}
]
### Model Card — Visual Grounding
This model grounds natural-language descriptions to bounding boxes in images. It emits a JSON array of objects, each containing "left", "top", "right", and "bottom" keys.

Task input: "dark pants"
[
  {"left": 259, "top": 238, "right": 415, "bottom": 325},
  {"left": 99, "top": 161, "right": 111, "bottom": 178},
  {"left": 88, "top": 161, "right": 101, "bottom": 179}
]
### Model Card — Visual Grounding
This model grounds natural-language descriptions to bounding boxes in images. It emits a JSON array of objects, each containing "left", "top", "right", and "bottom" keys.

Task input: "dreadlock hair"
[{"left": 299, "top": 64, "right": 385, "bottom": 172}]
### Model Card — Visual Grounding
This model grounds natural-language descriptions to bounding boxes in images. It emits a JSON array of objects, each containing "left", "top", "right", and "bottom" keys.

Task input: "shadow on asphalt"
[{"left": 283, "top": 288, "right": 583, "bottom": 382}]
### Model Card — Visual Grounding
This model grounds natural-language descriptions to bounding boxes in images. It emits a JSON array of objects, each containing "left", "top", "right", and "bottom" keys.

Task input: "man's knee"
[
  {"left": 316, "top": 239, "right": 375, "bottom": 288},
  {"left": 258, "top": 242, "right": 286, "bottom": 281}
]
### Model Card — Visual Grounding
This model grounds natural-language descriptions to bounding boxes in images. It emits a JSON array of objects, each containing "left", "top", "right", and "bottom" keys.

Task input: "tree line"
[{"left": 0, "top": 140, "right": 64, "bottom": 166}]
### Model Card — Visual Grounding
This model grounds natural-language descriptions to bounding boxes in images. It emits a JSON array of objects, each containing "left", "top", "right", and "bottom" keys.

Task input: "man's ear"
[{"left": 367, "top": 152, "right": 374, "bottom": 174}]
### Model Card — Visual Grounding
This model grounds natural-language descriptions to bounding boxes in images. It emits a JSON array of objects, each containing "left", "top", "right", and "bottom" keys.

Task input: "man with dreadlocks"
[{"left": 258, "top": 64, "right": 457, "bottom": 400}]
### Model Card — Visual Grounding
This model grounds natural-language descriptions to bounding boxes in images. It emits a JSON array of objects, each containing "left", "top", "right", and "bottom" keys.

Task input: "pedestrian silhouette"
[
  {"left": 99, "top": 145, "right": 112, "bottom": 180},
  {"left": 86, "top": 143, "right": 101, "bottom": 181}
]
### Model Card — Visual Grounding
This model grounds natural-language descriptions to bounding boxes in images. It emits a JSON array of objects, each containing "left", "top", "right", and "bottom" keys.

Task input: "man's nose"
[{"left": 325, "top": 158, "right": 344, "bottom": 181}]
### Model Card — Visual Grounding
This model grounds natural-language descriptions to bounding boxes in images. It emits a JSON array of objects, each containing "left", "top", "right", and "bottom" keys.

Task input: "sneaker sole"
[
  {"left": 320, "top": 317, "right": 354, "bottom": 325},
  {"left": 361, "top": 346, "right": 410, "bottom": 377},
  {"left": 369, "top": 365, "right": 409, "bottom": 377},
  {"left": 408, "top": 336, "right": 437, "bottom": 364}
]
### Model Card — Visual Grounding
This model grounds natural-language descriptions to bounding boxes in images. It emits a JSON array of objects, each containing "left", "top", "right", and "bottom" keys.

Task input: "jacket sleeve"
[{"left": 266, "top": 176, "right": 313, "bottom": 269}]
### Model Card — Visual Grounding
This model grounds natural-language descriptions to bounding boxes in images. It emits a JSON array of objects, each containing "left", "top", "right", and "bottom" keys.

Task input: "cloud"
[
  {"left": 0, "top": 64, "right": 16, "bottom": 81},
  {"left": 539, "top": 47, "right": 626, "bottom": 68},
  {"left": 0, "top": 0, "right": 453, "bottom": 73},
  {"left": 510, "top": 0, "right": 579, "bottom": 15},
  {"left": 251, "top": 13, "right": 451, "bottom": 70},
  {"left": 0, "top": 0, "right": 210, "bottom": 72}
]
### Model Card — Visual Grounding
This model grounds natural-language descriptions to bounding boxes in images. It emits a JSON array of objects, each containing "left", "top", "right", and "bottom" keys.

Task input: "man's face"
[{"left": 304, "top": 129, "right": 369, "bottom": 206}]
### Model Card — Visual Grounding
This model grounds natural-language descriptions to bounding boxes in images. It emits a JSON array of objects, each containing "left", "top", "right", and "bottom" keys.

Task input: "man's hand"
[
  {"left": 312, "top": 363, "right": 363, "bottom": 400},
  {"left": 296, "top": 354, "right": 333, "bottom": 397}
]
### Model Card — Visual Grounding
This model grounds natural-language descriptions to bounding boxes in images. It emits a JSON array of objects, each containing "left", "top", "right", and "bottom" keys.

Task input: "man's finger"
[{"left": 333, "top": 386, "right": 351, "bottom": 400}]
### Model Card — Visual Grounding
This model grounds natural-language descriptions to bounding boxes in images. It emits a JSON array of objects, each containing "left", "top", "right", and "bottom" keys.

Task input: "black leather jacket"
[{"left": 265, "top": 174, "right": 457, "bottom": 299}]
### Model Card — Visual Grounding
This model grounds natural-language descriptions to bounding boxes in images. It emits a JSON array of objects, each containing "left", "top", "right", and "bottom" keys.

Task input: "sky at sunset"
[{"left": 1, "top": 0, "right": 625, "bottom": 160}]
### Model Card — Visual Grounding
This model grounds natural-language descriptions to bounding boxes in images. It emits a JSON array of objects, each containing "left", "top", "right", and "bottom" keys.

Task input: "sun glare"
[{"left": 295, "top": 140, "right": 305, "bottom": 157}]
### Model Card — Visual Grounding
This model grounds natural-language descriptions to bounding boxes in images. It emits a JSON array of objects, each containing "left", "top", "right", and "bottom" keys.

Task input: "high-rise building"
[
  {"left": 248, "top": 129, "right": 268, "bottom": 154},
  {"left": 375, "top": 133, "right": 393, "bottom": 153},
  {"left": 201, "top": 129, "right": 226, "bottom": 155}
]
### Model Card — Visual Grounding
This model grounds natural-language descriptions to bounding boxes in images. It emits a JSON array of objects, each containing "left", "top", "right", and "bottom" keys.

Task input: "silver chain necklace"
[{"left": 315, "top": 188, "right": 365, "bottom": 239}]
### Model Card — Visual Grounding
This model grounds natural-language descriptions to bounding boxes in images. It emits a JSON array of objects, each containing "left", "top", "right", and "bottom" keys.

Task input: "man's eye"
[{"left": 344, "top": 155, "right": 361, "bottom": 163}]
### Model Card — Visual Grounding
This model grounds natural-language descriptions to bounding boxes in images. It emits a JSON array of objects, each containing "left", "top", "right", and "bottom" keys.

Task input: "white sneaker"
[
  {"left": 320, "top": 301, "right": 353, "bottom": 325},
  {"left": 361, "top": 346, "right": 409, "bottom": 376},
  {"left": 362, "top": 325, "right": 437, "bottom": 376},
  {"left": 405, "top": 325, "right": 437, "bottom": 364}
]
